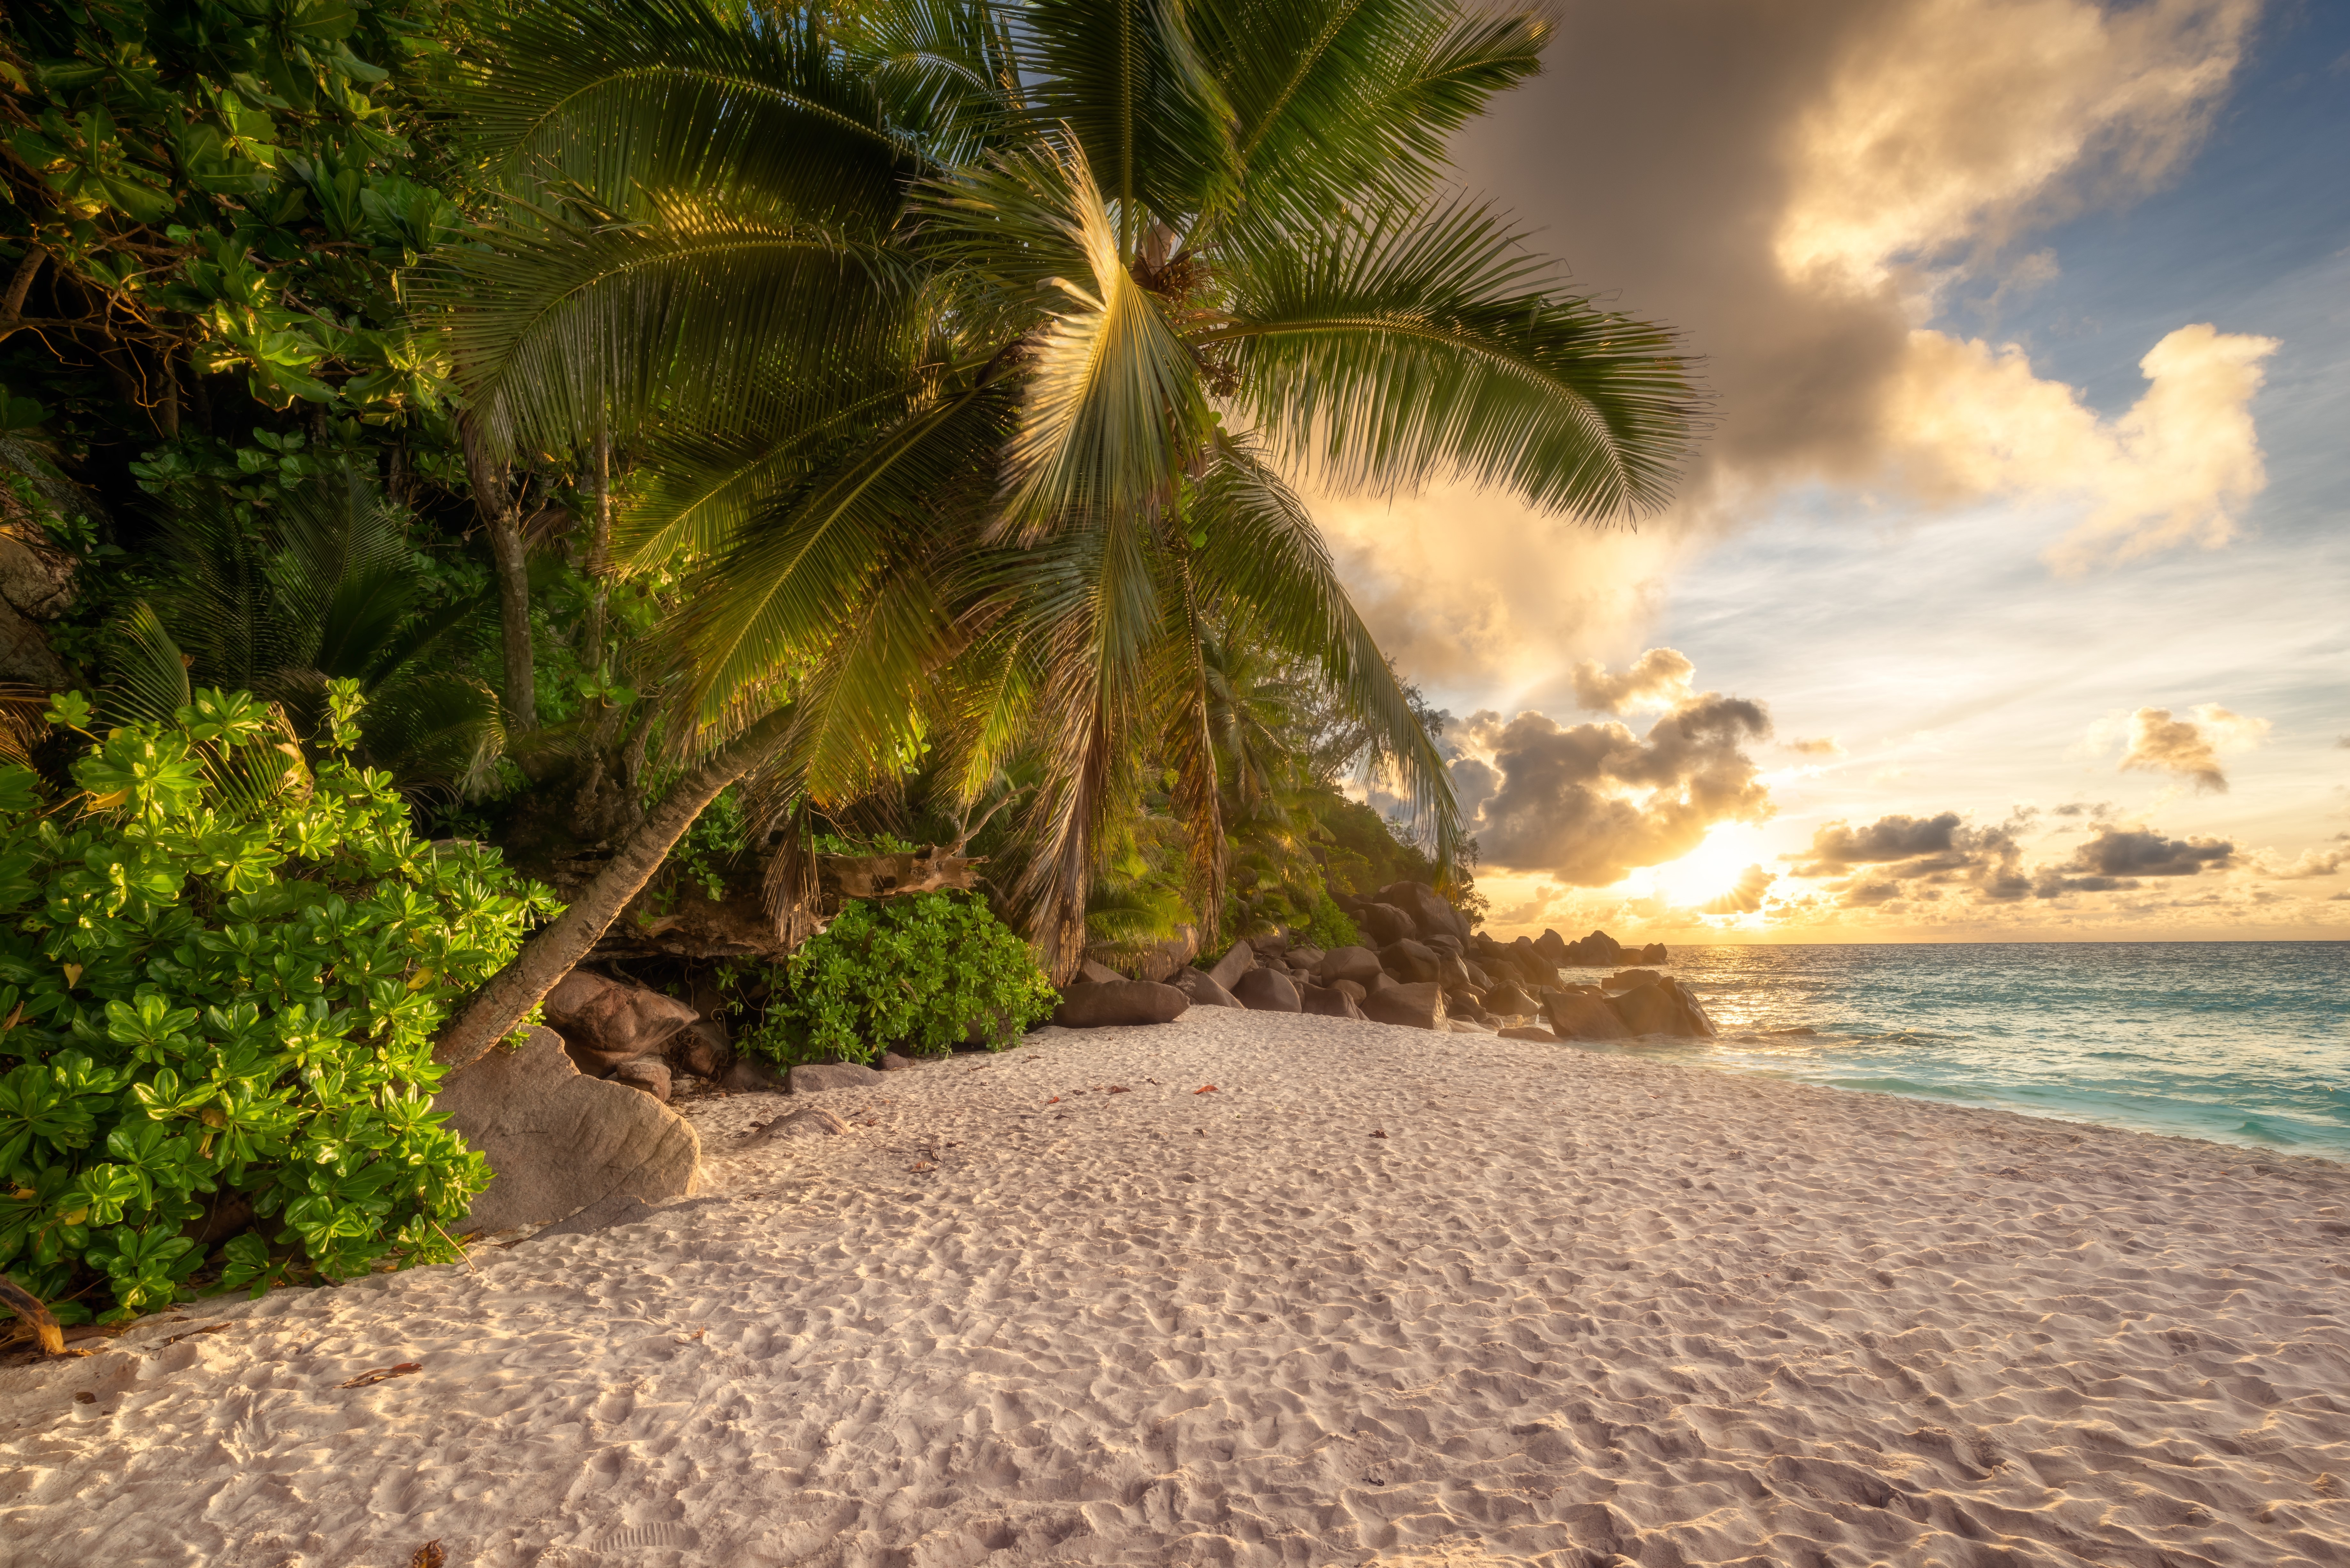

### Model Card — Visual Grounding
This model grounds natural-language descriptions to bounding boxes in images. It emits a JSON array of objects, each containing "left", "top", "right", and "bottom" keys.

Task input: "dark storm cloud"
[{"left": 1457, "top": 694, "right": 1774, "bottom": 885}]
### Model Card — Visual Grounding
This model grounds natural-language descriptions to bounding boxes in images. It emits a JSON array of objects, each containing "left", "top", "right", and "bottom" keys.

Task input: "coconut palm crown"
[{"left": 426, "top": 0, "right": 1701, "bottom": 974}]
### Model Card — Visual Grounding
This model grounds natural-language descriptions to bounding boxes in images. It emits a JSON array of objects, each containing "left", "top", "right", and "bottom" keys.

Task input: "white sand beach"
[{"left": 4, "top": 1010, "right": 2347, "bottom": 1568}]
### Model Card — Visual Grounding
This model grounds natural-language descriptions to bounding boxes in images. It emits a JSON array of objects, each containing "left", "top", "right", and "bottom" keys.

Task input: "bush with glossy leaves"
[
  {"left": 0, "top": 685, "right": 558, "bottom": 1323},
  {"left": 746, "top": 892, "right": 1054, "bottom": 1067}
]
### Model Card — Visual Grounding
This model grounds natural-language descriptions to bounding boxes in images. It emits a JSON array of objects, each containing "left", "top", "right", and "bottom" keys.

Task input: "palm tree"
[{"left": 420, "top": 0, "right": 1700, "bottom": 1067}]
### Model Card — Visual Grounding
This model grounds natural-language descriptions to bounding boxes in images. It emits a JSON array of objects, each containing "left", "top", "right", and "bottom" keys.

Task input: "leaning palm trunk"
[{"left": 434, "top": 708, "right": 793, "bottom": 1071}]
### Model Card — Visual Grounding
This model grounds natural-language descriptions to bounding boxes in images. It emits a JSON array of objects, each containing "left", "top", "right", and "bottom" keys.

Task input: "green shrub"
[
  {"left": 0, "top": 686, "right": 557, "bottom": 1322},
  {"left": 745, "top": 893, "right": 1054, "bottom": 1066},
  {"left": 1303, "top": 889, "right": 1361, "bottom": 950}
]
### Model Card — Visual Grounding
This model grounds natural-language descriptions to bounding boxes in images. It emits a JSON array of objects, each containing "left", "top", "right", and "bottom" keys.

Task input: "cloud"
[
  {"left": 1785, "top": 736, "right": 1846, "bottom": 757},
  {"left": 2254, "top": 838, "right": 2349, "bottom": 880},
  {"left": 1365, "top": 0, "right": 2271, "bottom": 695},
  {"left": 1452, "top": 691, "right": 1775, "bottom": 885},
  {"left": 2103, "top": 703, "right": 2269, "bottom": 791},
  {"left": 2062, "top": 824, "right": 2235, "bottom": 877},
  {"left": 1571, "top": 648, "right": 1697, "bottom": 714},
  {"left": 1885, "top": 324, "right": 2279, "bottom": 573},
  {"left": 1788, "top": 810, "right": 2031, "bottom": 903}
]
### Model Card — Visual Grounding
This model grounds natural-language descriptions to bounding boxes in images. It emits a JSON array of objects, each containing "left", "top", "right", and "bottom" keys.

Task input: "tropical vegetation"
[
  {"left": 0, "top": 685, "right": 554, "bottom": 1321},
  {"left": 0, "top": 0, "right": 1697, "bottom": 1316}
]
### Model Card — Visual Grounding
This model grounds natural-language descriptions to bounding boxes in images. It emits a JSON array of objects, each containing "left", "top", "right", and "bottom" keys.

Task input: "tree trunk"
[
  {"left": 460, "top": 412, "right": 538, "bottom": 732},
  {"left": 582, "top": 424, "right": 612, "bottom": 673},
  {"left": 433, "top": 708, "right": 794, "bottom": 1074}
]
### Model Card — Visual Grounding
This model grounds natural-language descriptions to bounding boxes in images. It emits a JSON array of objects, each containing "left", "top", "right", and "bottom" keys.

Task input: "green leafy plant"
[
  {"left": 1302, "top": 889, "right": 1360, "bottom": 950},
  {"left": 0, "top": 682, "right": 558, "bottom": 1324},
  {"left": 747, "top": 893, "right": 1053, "bottom": 1067}
]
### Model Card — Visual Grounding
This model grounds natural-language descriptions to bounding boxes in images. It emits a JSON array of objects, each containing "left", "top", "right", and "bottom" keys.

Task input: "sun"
[{"left": 1648, "top": 824, "right": 1774, "bottom": 909}]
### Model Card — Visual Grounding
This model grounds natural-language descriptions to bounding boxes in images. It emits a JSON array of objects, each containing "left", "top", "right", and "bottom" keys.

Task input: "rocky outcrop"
[
  {"left": 1299, "top": 982, "right": 1364, "bottom": 1019},
  {"left": 1314, "top": 945, "right": 1384, "bottom": 986},
  {"left": 1170, "top": 965, "right": 1245, "bottom": 1009},
  {"left": 542, "top": 969, "right": 701, "bottom": 1076},
  {"left": 1053, "top": 979, "right": 1189, "bottom": 1028},
  {"left": 1356, "top": 903, "right": 1415, "bottom": 946},
  {"left": 1378, "top": 939, "right": 1439, "bottom": 985},
  {"left": 1378, "top": 881, "right": 1469, "bottom": 943},
  {"left": 1362, "top": 980, "right": 1447, "bottom": 1031},
  {"left": 1543, "top": 991, "right": 1633, "bottom": 1041},
  {"left": 1205, "top": 940, "right": 1256, "bottom": 991},
  {"left": 435, "top": 1026, "right": 701, "bottom": 1234},
  {"left": 1232, "top": 967, "right": 1302, "bottom": 1012},
  {"left": 1482, "top": 980, "right": 1536, "bottom": 1016}
]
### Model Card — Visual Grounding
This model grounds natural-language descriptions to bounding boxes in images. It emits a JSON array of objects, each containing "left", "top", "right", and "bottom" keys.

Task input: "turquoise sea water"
[{"left": 1611, "top": 942, "right": 2350, "bottom": 1161}]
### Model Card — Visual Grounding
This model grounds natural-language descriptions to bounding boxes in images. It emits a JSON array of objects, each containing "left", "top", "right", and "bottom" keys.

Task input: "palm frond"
[
  {"left": 452, "top": 0, "right": 909, "bottom": 221},
  {"left": 1020, "top": 0, "right": 1238, "bottom": 238},
  {"left": 931, "top": 142, "right": 1208, "bottom": 537},
  {"left": 424, "top": 195, "right": 914, "bottom": 455},
  {"left": 658, "top": 380, "right": 1014, "bottom": 727},
  {"left": 1199, "top": 0, "right": 1546, "bottom": 231},
  {"left": 1211, "top": 196, "right": 1703, "bottom": 517},
  {"left": 1187, "top": 437, "right": 1460, "bottom": 874}
]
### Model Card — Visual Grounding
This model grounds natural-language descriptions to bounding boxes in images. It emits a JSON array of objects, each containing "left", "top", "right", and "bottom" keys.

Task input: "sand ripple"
[{"left": 3, "top": 1011, "right": 2346, "bottom": 1566}]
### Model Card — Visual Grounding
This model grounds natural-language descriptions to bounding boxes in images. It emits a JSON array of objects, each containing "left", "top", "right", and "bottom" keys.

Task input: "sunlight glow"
[{"left": 1647, "top": 824, "right": 1775, "bottom": 909}]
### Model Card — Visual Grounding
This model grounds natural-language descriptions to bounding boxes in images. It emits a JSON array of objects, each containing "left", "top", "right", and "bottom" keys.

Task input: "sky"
[{"left": 1323, "top": 0, "right": 2349, "bottom": 944}]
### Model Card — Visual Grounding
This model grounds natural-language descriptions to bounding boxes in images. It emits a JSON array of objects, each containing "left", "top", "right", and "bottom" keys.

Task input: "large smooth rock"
[
  {"left": 1075, "top": 959, "right": 1126, "bottom": 985},
  {"left": 1436, "top": 951, "right": 1472, "bottom": 991},
  {"left": 543, "top": 969, "right": 701, "bottom": 1074},
  {"left": 1532, "top": 929, "right": 1571, "bottom": 966},
  {"left": 1315, "top": 945, "right": 1384, "bottom": 986},
  {"left": 1298, "top": 982, "right": 1364, "bottom": 1020},
  {"left": 1053, "top": 979, "right": 1190, "bottom": 1028},
  {"left": 436, "top": 1026, "right": 701, "bottom": 1234},
  {"left": 1498, "top": 1026, "right": 1559, "bottom": 1043},
  {"left": 790, "top": 1061, "right": 884, "bottom": 1093},
  {"left": 1378, "top": 939, "right": 1440, "bottom": 985},
  {"left": 1356, "top": 903, "right": 1416, "bottom": 946},
  {"left": 1205, "top": 941, "right": 1256, "bottom": 991},
  {"left": 1232, "top": 967, "right": 1302, "bottom": 1012},
  {"left": 1544, "top": 991, "right": 1632, "bottom": 1041},
  {"left": 1378, "top": 881, "right": 1469, "bottom": 943},
  {"left": 1639, "top": 943, "right": 1670, "bottom": 965},
  {"left": 1170, "top": 965, "right": 1245, "bottom": 1009},
  {"left": 1610, "top": 980, "right": 1683, "bottom": 1035},
  {"left": 1483, "top": 980, "right": 1536, "bottom": 1016},
  {"left": 1673, "top": 980, "right": 1718, "bottom": 1038},
  {"left": 1362, "top": 980, "right": 1447, "bottom": 1030},
  {"left": 1330, "top": 978, "right": 1366, "bottom": 1003},
  {"left": 1605, "top": 968, "right": 1664, "bottom": 992},
  {"left": 1610, "top": 979, "right": 1716, "bottom": 1039}
]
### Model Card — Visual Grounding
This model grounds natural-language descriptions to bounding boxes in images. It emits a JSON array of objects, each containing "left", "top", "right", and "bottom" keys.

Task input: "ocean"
[{"left": 1616, "top": 941, "right": 2350, "bottom": 1161}]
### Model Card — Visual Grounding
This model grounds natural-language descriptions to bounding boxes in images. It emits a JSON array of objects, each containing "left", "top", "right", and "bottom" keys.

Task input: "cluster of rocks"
[
  {"left": 432, "top": 968, "right": 918, "bottom": 1236},
  {"left": 1054, "top": 880, "right": 1714, "bottom": 1043}
]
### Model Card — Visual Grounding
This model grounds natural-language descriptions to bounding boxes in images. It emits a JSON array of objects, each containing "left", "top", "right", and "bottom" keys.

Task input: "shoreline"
[{"left": 5, "top": 1010, "right": 2347, "bottom": 1565}]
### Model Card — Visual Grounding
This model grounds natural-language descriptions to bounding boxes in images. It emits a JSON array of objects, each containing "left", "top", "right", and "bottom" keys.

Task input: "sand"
[{"left": 3, "top": 1009, "right": 2346, "bottom": 1568}]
